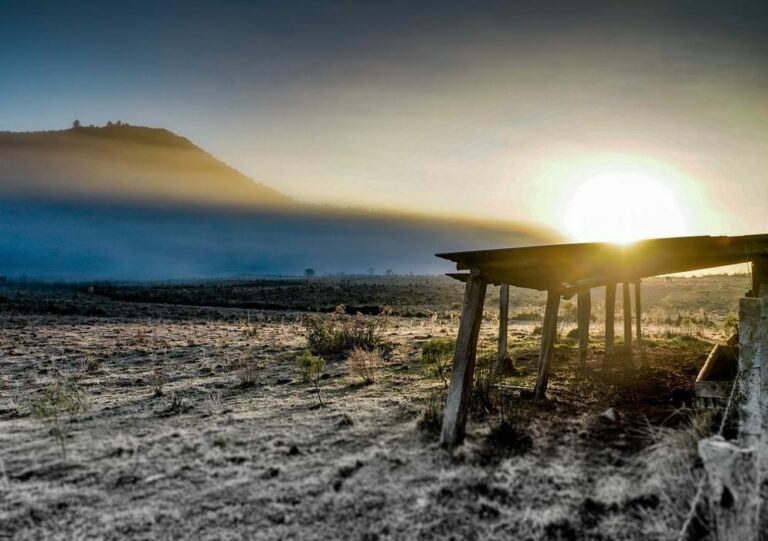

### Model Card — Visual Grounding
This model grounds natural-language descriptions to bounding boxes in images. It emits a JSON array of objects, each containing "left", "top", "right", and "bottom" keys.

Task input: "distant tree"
[
  {"left": 72, "top": 119, "right": 81, "bottom": 129},
  {"left": 385, "top": 269, "right": 394, "bottom": 276},
  {"left": 106, "top": 121, "right": 114, "bottom": 127},
  {"left": 304, "top": 268, "right": 316, "bottom": 278},
  {"left": 115, "top": 120, "right": 122, "bottom": 126}
]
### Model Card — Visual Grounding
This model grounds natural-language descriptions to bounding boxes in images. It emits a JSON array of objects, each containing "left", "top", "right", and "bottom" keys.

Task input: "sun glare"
[{"left": 564, "top": 171, "right": 687, "bottom": 244}]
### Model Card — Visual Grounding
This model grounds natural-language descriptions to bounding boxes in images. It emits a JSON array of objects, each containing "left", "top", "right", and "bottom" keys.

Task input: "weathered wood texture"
[
  {"left": 699, "top": 436, "right": 761, "bottom": 541},
  {"left": 498, "top": 283, "right": 509, "bottom": 364},
  {"left": 440, "top": 274, "right": 487, "bottom": 449},
  {"left": 534, "top": 289, "right": 560, "bottom": 399},
  {"left": 622, "top": 282, "right": 632, "bottom": 351},
  {"left": 634, "top": 280, "right": 642, "bottom": 349},
  {"left": 577, "top": 290, "right": 590, "bottom": 369},
  {"left": 605, "top": 282, "right": 616, "bottom": 354},
  {"left": 438, "top": 234, "right": 768, "bottom": 291}
]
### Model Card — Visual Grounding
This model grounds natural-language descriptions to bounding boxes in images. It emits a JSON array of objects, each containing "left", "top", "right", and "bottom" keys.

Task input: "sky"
[{"left": 2, "top": 0, "right": 768, "bottom": 241}]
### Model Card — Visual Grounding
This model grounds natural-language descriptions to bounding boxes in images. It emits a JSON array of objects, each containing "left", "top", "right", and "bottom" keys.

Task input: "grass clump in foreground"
[
  {"left": 420, "top": 337, "right": 455, "bottom": 388},
  {"left": 304, "top": 304, "right": 390, "bottom": 355},
  {"left": 633, "top": 410, "right": 715, "bottom": 538},
  {"left": 346, "top": 347, "right": 382, "bottom": 384},
  {"left": 31, "top": 383, "right": 90, "bottom": 461},
  {"left": 297, "top": 351, "right": 326, "bottom": 407}
]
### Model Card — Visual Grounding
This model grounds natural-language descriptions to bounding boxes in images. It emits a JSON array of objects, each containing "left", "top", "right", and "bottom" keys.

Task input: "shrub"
[
  {"left": 232, "top": 355, "right": 260, "bottom": 387},
  {"left": 470, "top": 359, "right": 501, "bottom": 420},
  {"left": 297, "top": 351, "right": 326, "bottom": 406},
  {"left": 420, "top": 338, "right": 455, "bottom": 387},
  {"left": 239, "top": 312, "right": 259, "bottom": 338},
  {"left": 417, "top": 392, "right": 444, "bottom": 435},
  {"left": 80, "top": 354, "right": 104, "bottom": 375},
  {"left": 346, "top": 347, "right": 382, "bottom": 384},
  {"left": 204, "top": 390, "right": 223, "bottom": 416},
  {"left": 150, "top": 366, "right": 167, "bottom": 396},
  {"left": 304, "top": 304, "right": 389, "bottom": 355},
  {"left": 31, "top": 383, "right": 90, "bottom": 461},
  {"left": 160, "top": 391, "right": 192, "bottom": 416}
]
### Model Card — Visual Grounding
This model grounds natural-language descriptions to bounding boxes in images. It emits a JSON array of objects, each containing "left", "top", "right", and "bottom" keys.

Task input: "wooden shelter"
[{"left": 437, "top": 234, "right": 768, "bottom": 449}]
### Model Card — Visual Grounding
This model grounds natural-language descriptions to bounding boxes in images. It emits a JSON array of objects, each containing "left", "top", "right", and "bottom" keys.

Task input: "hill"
[
  {"left": 0, "top": 124, "right": 560, "bottom": 279},
  {"left": 0, "top": 124, "right": 293, "bottom": 208}
]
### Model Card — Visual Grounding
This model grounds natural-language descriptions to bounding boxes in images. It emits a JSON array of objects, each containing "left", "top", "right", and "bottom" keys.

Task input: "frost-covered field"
[{"left": 0, "top": 276, "right": 763, "bottom": 539}]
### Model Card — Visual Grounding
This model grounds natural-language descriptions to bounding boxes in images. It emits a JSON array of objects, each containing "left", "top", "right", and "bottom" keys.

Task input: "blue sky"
[{"left": 2, "top": 1, "right": 768, "bottom": 236}]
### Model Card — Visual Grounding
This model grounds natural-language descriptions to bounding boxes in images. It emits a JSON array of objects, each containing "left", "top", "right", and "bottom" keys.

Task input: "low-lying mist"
[{"left": 0, "top": 199, "right": 556, "bottom": 281}]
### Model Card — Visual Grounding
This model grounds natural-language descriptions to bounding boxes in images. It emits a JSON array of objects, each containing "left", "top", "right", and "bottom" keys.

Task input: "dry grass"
[
  {"left": 0, "top": 275, "right": 755, "bottom": 540},
  {"left": 345, "top": 347, "right": 382, "bottom": 384}
]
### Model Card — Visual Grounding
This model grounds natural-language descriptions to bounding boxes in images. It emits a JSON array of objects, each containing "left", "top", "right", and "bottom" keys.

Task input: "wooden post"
[
  {"left": 577, "top": 290, "right": 590, "bottom": 369},
  {"left": 441, "top": 273, "right": 487, "bottom": 449},
  {"left": 498, "top": 283, "right": 509, "bottom": 365},
  {"left": 534, "top": 289, "right": 560, "bottom": 399},
  {"left": 605, "top": 282, "right": 616, "bottom": 354},
  {"left": 634, "top": 279, "right": 642, "bottom": 351},
  {"left": 622, "top": 282, "right": 632, "bottom": 351}
]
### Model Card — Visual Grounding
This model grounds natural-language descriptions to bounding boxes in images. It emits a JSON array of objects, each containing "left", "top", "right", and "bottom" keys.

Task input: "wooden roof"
[{"left": 437, "top": 234, "right": 768, "bottom": 293}]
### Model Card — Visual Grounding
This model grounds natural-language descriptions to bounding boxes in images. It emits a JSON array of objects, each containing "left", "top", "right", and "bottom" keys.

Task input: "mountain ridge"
[{"left": 0, "top": 124, "right": 294, "bottom": 208}]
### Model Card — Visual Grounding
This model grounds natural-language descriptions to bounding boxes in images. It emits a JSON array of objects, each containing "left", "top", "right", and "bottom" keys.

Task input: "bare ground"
[{"left": 0, "top": 276, "right": 763, "bottom": 540}]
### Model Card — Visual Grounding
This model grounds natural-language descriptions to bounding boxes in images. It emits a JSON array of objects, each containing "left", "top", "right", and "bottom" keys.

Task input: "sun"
[{"left": 564, "top": 171, "right": 687, "bottom": 244}]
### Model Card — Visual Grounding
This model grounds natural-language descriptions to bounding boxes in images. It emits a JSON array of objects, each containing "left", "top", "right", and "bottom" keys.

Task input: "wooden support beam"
[
  {"left": 634, "top": 279, "right": 642, "bottom": 351},
  {"left": 534, "top": 289, "right": 560, "bottom": 399},
  {"left": 752, "top": 257, "right": 768, "bottom": 298},
  {"left": 498, "top": 283, "right": 509, "bottom": 365},
  {"left": 605, "top": 282, "right": 616, "bottom": 354},
  {"left": 440, "top": 273, "right": 487, "bottom": 449},
  {"left": 577, "top": 290, "right": 590, "bottom": 369},
  {"left": 623, "top": 282, "right": 632, "bottom": 351}
]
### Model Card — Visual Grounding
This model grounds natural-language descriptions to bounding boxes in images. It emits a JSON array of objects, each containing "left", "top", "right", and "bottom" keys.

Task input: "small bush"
[
  {"left": 346, "top": 347, "right": 382, "bottom": 384},
  {"left": 149, "top": 365, "right": 167, "bottom": 396},
  {"left": 204, "top": 390, "right": 223, "bottom": 415},
  {"left": 417, "top": 393, "right": 444, "bottom": 435},
  {"left": 239, "top": 312, "right": 259, "bottom": 338},
  {"left": 232, "top": 355, "right": 260, "bottom": 387},
  {"left": 80, "top": 354, "right": 104, "bottom": 375},
  {"left": 31, "top": 383, "right": 90, "bottom": 461},
  {"left": 297, "top": 351, "right": 326, "bottom": 406},
  {"left": 470, "top": 360, "right": 502, "bottom": 420},
  {"left": 420, "top": 338, "right": 455, "bottom": 387},
  {"left": 304, "top": 304, "right": 389, "bottom": 355},
  {"left": 160, "top": 391, "right": 192, "bottom": 416}
]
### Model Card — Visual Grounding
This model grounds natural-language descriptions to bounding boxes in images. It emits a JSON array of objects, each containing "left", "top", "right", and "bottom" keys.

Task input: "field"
[{"left": 0, "top": 274, "right": 764, "bottom": 540}]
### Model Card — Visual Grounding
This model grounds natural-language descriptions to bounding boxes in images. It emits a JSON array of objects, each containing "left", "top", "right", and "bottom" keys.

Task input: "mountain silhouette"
[
  {"left": 0, "top": 124, "right": 292, "bottom": 208},
  {"left": 0, "top": 123, "right": 560, "bottom": 279}
]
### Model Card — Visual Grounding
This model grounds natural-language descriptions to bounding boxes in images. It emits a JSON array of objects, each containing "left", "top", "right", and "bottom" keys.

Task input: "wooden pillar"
[
  {"left": 622, "top": 282, "right": 632, "bottom": 351},
  {"left": 534, "top": 289, "right": 561, "bottom": 400},
  {"left": 577, "top": 290, "right": 590, "bottom": 369},
  {"left": 634, "top": 280, "right": 642, "bottom": 351},
  {"left": 605, "top": 282, "right": 616, "bottom": 354},
  {"left": 498, "top": 283, "right": 509, "bottom": 365},
  {"left": 441, "top": 273, "right": 487, "bottom": 449}
]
